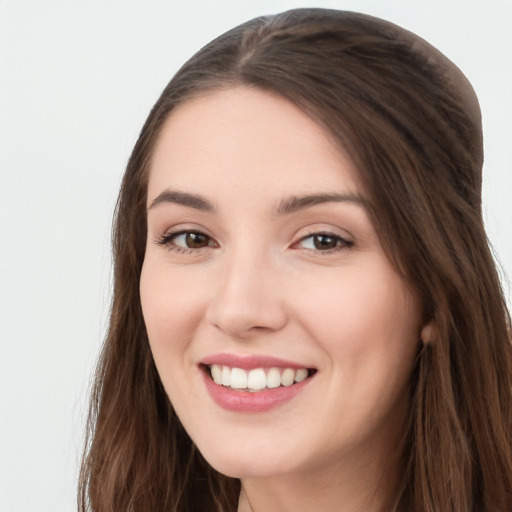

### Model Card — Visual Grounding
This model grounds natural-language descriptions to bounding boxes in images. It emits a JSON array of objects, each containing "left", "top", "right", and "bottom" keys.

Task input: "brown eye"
[
  {"left": 156, "top": 230, "right": 216, "bottom": 251},
  {"left": 312, "top": 234, "right": 339, "bottom": 250},
  {"left": 297, "top": 232, "right": 352, "bottom": 253},
  {"left": 184, "top": 232, "right": 211, "bottom": 248}
]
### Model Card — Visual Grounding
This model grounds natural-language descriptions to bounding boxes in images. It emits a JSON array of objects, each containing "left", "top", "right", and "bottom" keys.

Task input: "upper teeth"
[{"left": 210, "top": 365, "right": 309, "bottom": 391}]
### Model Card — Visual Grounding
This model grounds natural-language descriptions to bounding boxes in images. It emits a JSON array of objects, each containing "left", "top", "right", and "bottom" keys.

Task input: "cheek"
[
  {"left": 291, "top": 265, "right": 421, "bottom": 449},
  {"left": 139, "top": 260, "right": 208, "bottom": 408},
  {"left": 292, "top": 263, "right": 421, "bottom": 376},
  {"left": 140, "top": 259, "right": 207, "bottom": 347}
]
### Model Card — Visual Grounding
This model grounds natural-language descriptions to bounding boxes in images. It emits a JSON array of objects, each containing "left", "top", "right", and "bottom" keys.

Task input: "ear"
[{"left": 420, "top": 320, "right": 435, "bottom": 345}]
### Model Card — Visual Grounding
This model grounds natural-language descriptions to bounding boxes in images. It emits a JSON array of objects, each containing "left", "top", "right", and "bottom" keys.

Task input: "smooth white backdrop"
[{"left": 0, "top": 1, "right": 510, "bottom": 510}]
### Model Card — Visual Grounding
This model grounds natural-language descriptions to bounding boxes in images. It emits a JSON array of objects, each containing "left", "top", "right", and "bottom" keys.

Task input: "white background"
[{"left": 0, "top": 1, "right": 510, "bottom": 510}]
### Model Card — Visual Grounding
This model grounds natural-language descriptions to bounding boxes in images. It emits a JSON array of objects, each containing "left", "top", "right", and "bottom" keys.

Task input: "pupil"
[
  {"left": 314, "top": 234, "right": 337, "bottom": 250},
  {"left": 186, "top": 232, "right": 208, "bottom": 248}
]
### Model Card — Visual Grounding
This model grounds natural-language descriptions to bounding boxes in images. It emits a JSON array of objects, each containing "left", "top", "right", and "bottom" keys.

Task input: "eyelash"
[
  {"left": 155, "top": 230, "right": 217, "bottom": 255},
  {"left": 294, "top": 231, "right": 353, "bottom": 255},
  {"left": 154, "top": 230, "right": 353, "bottom": 256}
]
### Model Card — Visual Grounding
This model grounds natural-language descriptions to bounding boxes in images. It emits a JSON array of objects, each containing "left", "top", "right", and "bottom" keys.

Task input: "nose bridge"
[{"left": 207, "top": 240, "right": 287, "bottom": 337}]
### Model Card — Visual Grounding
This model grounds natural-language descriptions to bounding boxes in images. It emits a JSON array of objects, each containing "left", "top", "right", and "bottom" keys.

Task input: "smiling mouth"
[{"left": 203, "top": 364, "right": 317, "bottom": 392}]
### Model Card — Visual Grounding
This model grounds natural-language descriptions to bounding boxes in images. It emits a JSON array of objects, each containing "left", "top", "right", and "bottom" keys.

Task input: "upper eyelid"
[
  {"left": 160, "top": 229, "right": 216, "bottom": 244},
  {"left": 298, "top": 228, "right": 350, "bottom": 238},
  {"left": 160, "top": 224, "right": 216, "bottom": 239},
  {"left": 294, "top": 232, "right": 352, "bottom": 247},
  {"left": 154, "top": 225, "right": 354, "bottom": 248},
  {"left": 294, "top": 225, "right": 353, "bottom": 242}
]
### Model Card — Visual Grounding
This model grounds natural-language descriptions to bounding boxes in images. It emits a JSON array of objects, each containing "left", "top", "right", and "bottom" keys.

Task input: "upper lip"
[{"left": 200, "top": 353, "right": 314, "bottom": 370}]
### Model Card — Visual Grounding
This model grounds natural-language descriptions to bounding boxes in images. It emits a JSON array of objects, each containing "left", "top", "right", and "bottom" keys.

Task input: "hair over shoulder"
[{"left": 79, "top": 8, "right": 512, "bottom": 512}]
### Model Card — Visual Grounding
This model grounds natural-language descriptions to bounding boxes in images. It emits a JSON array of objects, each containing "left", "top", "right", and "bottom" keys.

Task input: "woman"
[{"left": 79, "top": 8, "right": 512, "bottom": 512}]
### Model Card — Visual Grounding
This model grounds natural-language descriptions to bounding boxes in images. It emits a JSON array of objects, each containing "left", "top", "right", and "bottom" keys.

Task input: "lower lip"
[{"left": 201, "top": 369, "right": 313, "bottom": 413}]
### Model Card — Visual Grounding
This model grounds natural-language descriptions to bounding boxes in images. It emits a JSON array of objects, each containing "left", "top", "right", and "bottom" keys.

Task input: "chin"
[{"left": 195, "top": 438, "right": 296, "bottom": 479}]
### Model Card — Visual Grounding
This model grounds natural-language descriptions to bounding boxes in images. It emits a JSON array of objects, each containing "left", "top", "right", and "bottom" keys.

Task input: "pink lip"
[
  {"left": 201, "top": 371, "right": 312, "bottom": 412},
  {"left": 199, "top": 353, "right": 315, "bottom": 413},
  {"left": 201, "top": 353, "right": 310, "bottom": 370}
]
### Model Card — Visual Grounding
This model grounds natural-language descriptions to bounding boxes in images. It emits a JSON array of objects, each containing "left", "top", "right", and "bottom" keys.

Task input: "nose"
[{"left": 206, "top": 249, "right": 288, "bottom": 339}]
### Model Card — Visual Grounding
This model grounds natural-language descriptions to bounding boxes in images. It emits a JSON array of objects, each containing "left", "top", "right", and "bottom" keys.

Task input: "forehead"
[{"left": 147, "top": 86, "right": 362, "bottom": 204}]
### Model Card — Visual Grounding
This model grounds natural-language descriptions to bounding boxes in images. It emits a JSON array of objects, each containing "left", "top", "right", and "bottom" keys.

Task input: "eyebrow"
[
  {"left": 273, "top": 192, "right": 366, "bottom": 215},
  {"left": 148, "top": 190, "right": 215, "bottom": 212},
  {"left": 148, "top": 189, "right": 366, "bottom": 215}
]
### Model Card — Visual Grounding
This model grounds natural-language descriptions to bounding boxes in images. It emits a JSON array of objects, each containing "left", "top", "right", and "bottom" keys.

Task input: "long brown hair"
[{"left": 79, "top": 8, "right": 512, "bottom": 511}]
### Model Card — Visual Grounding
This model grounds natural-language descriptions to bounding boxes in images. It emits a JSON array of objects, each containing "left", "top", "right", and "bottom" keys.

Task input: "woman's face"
[{"left": 140, "top": 87, "right": 424, "bottom": 480}]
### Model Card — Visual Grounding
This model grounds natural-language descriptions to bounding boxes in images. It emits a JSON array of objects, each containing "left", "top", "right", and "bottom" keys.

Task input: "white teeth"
[
  {"left": 209, "top": 365, "right": 311, "bottom": 391},
  {"left": 281, "top": 368, "right": 295, "bottom": 387},
  {"left": 221, "top": 365, "right": 231, "bottom": 386},
  {"left": 247, "top": 368, "right": 266, "bottom": 390},
  {"left": 294, "top": 368, "right": 308, "bottom": 383},
  {"left": 266, "top": 367, "right": 281, "bottom": 388},
  {"left": 211, "top": 364, "right": 222, "bottom": 385},
  {"left": 230, "top": 367, "right": 248, "bottom": 389}
]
